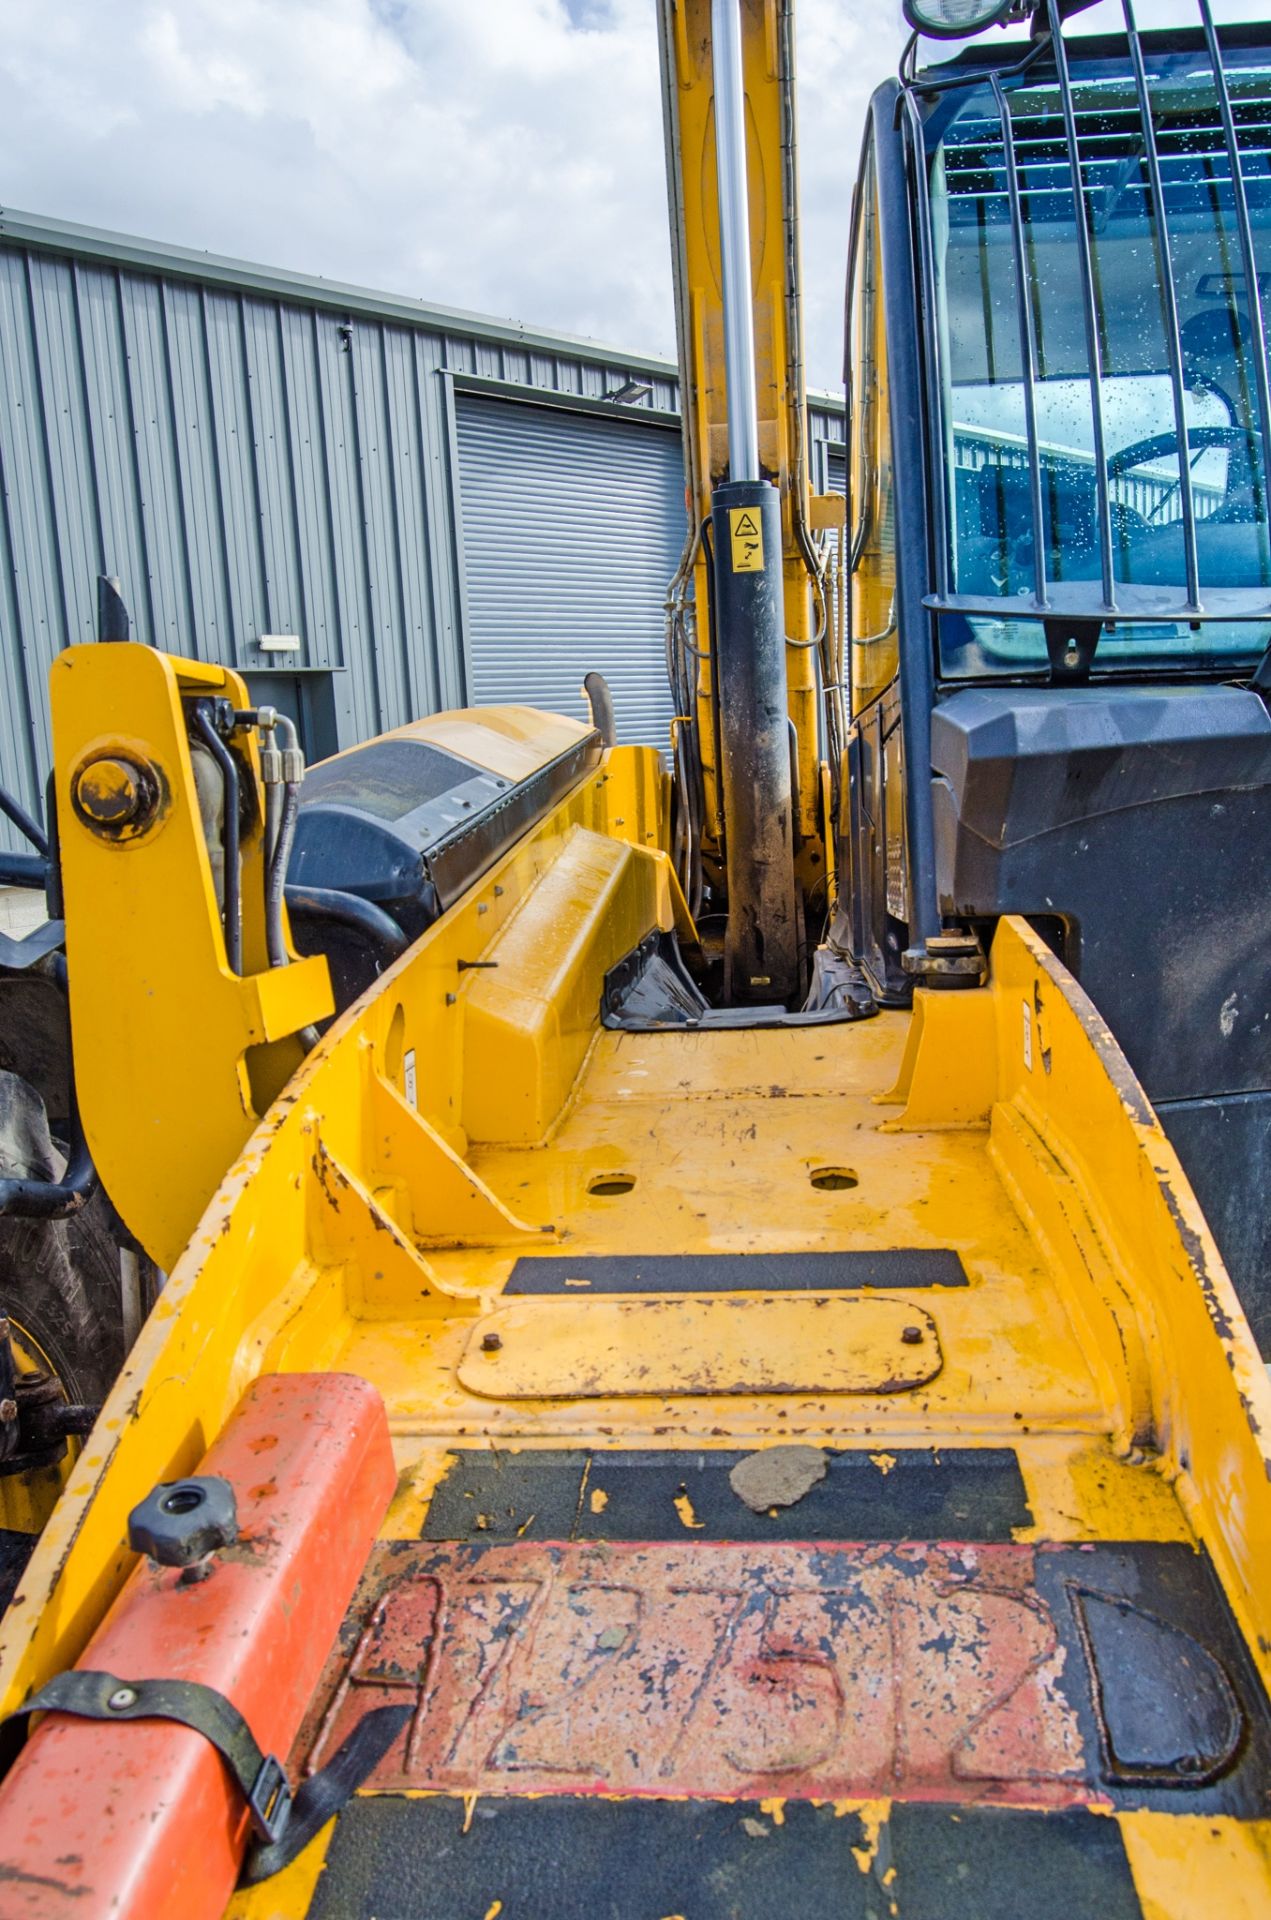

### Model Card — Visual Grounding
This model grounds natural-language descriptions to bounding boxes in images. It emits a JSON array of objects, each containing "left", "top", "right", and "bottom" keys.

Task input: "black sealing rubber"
[{"left": 1, "top": 1669, "right": 409, "bottom": 1883}]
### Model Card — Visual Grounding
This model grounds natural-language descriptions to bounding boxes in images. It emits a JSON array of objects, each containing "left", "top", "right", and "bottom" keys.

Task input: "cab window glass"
[{"left": 923, "top": 44, "right": 1271, "bottom": 674}]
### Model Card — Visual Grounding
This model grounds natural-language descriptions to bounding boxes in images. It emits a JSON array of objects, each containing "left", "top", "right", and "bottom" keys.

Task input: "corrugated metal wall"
[{"left": 0, "top": 211, "right": 845, "bottom": 853}]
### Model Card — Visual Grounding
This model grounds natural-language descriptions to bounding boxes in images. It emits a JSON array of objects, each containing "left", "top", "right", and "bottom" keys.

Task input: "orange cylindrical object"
[{"left": 0, "top": 1371, "right": 395, "bottom": 1920}]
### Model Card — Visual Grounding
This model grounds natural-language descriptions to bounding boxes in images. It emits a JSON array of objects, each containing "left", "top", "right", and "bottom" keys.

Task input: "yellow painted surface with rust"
[
  {"left": 2, "top": 674, "right": 1270, "bottom": 1911},
  {"left": 456, "top": 1294, "right": 943, "bottom": 1398}
]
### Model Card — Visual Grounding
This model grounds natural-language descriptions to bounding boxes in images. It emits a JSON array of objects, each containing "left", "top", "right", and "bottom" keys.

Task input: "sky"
[
  {"left": 0, "top": 2, "right": 1261, "bottom": 394},
  {"left": 0, "top": 0, "right": 905, "bottom": 393}
]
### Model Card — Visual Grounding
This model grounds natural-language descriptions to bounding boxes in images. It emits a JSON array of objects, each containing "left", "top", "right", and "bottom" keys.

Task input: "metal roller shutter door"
[{"left": 455, "top": 394, "right": 684, "bottom": 751}]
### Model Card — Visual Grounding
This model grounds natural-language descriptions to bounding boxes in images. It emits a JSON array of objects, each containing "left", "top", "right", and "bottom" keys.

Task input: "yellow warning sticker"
[{"left": 729, "top": 506, "right": 764, "bottom": 572}]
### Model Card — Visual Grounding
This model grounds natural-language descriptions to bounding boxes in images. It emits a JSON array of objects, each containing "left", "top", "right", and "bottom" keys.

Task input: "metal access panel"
[{"left": 455, "top": 393, "right": 685, "bottom": 752}]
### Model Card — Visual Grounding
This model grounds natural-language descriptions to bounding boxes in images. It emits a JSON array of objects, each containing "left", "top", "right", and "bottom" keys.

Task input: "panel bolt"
[
  {"left": 481, "top": 1332, "right": 502, "bottom": 1353},
  {"left": 901, "top": 1325, "right": 923, "bottom": 1345},
  {"left": 108, "top": 1687, "right": 138, "bottom": 1711}
]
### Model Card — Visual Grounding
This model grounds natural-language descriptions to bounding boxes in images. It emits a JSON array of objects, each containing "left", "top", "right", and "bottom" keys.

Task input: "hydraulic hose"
[
  {"left": 266, "top": 782, "right": 299, "bottom": 972},
  {"left": 191, "top": 705, "right": 242, "bottom": 975},
  {"left": 261, "top": 716, "right": 320, "bottom": 1050},
  {"left": 283, "top": 887, "right": 409, "bottom": 971}
]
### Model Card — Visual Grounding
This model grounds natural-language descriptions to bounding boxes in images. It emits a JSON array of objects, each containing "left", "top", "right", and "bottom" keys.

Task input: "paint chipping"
[
  {"left": 673, "top": 1491, "right": 704, "bottom": 1531},
  {"left": 850, "top": 1800, "right": 890, "bottom": 1874}
]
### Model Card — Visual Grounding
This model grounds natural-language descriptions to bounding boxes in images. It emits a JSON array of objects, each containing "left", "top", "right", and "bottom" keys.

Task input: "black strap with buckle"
[{"left": 1, "top": 1668, "right": 409, "bottom": 1881}]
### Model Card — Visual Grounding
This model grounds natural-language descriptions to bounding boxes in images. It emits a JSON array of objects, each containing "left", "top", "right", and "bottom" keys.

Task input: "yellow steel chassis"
[{"left": 1, "top": 644, "right": 1269, "bottom": 1912}]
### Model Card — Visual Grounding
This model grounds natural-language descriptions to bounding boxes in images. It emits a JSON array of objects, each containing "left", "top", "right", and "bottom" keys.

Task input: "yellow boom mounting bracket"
[{"left": 51, "top": 643, "right": 334, "bottom": 1272}]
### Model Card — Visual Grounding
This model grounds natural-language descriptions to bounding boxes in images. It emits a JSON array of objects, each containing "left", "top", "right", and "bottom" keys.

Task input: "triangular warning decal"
[{"left": 728, "top": 504, "right": 765, "bottom": 572}]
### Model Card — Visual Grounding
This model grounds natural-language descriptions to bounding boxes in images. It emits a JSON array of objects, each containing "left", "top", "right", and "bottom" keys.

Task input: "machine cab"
[{"left": 844, "top": 8, "right": 1271, "bottom": 1330}]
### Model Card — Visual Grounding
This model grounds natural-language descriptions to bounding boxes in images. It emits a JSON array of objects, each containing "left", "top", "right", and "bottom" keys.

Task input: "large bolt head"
[
  {"left": 75, "top": 757, "right": 143, "bottom": 825},
  {"left": 71, "top": 753, "right": 163, "bottom": 839}
]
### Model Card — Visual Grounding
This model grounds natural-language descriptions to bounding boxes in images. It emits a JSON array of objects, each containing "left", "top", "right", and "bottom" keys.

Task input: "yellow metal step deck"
[{"left": 1, "top": 769, "right": 1268, "bottom": 1918}]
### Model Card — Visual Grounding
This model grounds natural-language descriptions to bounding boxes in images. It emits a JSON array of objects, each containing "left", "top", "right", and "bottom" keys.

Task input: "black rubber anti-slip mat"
[
  {"left": 307, "top": 1794, "right": 875, "bottom": 1920},
  {"left": 420, "top": 1444, "right": 1032, "bottom": 1543},
  {"left": 505, "top": 1249, "right": 968, "bottom": 1292},
  {"left": 1037, "top": 1541, "right": 1271, "bottom": 1818},
  {"left": 883, "top": 1805, "right": 1142, "bottom": 1919},
  {"left": 306, "top": 1796, "right": 1143, "bottom": 1920}
]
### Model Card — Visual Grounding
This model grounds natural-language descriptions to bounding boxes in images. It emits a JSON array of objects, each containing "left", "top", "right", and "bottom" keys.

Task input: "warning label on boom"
[{"left": 729, "top": 507, "right": 764, "bottom": 572}]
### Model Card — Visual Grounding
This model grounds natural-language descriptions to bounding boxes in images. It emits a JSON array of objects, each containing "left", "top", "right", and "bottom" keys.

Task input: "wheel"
[
  {"left": 0, "top": 1202, "right": 125, "bottom": 1411},
  {"left": 0, "top": 1073, "right": 128, "bottom": 1585}
]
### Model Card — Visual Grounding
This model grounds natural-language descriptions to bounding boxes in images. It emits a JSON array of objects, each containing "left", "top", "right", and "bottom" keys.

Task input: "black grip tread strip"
[
  {"left": 305, "top": 1795, "right": 1144, "bottom": 1920},
  {"left": 505, "top": 1249, "right": 968, "bottom": 1293},
  {"left": 420, "top": 1444, "right": 1032, "bottom": 1543}
]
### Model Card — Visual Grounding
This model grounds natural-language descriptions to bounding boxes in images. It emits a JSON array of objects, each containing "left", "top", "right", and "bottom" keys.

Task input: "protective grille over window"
[{"left": 913, "top": 5, "right": 1271, "bottom": 675}]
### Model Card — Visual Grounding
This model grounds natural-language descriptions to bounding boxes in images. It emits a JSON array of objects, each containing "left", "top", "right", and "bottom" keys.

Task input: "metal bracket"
[
  {"left": 902, "top": 933, "right": 987, "bottom": 992},
  {"left": 1043, "top": 618, "right": 1102, "bottom": 685}
]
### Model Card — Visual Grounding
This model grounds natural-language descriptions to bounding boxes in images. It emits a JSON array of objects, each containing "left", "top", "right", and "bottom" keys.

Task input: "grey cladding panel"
[
  {"left": 455, "top": 393, "right": 684, "bottom": 752},
  {"left": 0, "top": 212, "right": 843, "bottom": 850}
]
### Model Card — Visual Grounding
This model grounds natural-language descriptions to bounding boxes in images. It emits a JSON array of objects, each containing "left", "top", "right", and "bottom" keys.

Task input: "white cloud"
[
  {"left": 0, "top": 0, "right": 906, "bottom": 389},
  {"left": 6, "top": 2, "right": 1257, "bottom": 392}
]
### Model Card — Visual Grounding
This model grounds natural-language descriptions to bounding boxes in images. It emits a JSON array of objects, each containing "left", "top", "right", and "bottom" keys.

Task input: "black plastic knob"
[{"left": 127, "top": 1475, "right": 239, "bottom": 1568}]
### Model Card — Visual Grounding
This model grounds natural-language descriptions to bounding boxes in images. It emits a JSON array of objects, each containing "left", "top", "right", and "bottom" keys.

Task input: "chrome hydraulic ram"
[{"left": 709, "top": 0, "right": 800, "bottom": 1004}]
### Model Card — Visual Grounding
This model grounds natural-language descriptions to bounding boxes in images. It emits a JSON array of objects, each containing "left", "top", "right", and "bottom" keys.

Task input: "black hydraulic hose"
[
  {"left": 43, "top": 770, "right": 63, "bottom": 921},
  {"left": 264, "top": 782, "right": 282, "bottom": 878},
  {"left": 0, "top": 788, "right": 48, "bottom": 858},
  {"left": 268, "top": 772, "right": 324, "bottom": 1051},
  {"left": 191, "top": 706, "right": 242, "bottom": 975},
  {"left": 266, "top": 783, "right": 300, "bottom": 971},
  {"left": 0, "top": 956, "right": 98, "bottom": 1219},
  {"left": 0, "top": 1111, "right": 96, "bottom": 1219},
  {"left": 283, "top": 886, "right": 409, "bottom": 969}
]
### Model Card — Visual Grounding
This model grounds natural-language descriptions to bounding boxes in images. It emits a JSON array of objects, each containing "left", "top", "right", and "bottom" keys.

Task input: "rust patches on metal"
[
  {"left": 300, "top": 1541, "right": 1087, "bottom": 1805},
  {"left": 1157, "top": 1176, "right": 1235, "bottom": 1344}
]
